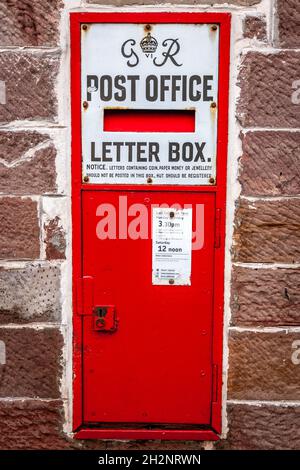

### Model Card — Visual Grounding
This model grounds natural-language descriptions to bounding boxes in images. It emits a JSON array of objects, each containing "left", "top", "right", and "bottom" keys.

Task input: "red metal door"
[{"left": 82, "top": 191, "right": 216, "bottom": 425}]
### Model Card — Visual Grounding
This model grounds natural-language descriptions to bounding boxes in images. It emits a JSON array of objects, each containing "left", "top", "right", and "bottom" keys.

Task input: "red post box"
[{"left": 71, "top": 12, "right": 230, "bottom": 441}]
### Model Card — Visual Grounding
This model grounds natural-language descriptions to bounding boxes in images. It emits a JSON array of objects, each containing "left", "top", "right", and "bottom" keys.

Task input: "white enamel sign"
[
  {"left": 152, "top": 208, "right": 192, "bottom": 285},
  {"left": 81, "top": 23, "right": 219, "bottom": 185}
]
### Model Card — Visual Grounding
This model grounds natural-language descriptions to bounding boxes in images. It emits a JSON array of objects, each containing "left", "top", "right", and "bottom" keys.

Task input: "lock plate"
[{"left": 93, "top": 305, "right": 117, "bottom": 332}]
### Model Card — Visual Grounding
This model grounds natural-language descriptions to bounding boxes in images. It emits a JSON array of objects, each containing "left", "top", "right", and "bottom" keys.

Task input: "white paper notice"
[{"left": 152, "top": 208, "right": 192, "bottom": 286}]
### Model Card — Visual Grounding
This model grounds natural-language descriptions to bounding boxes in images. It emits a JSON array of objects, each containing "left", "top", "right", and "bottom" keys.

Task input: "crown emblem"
[{"left": 140, "top": 33, "right": 158, "bottom": 54}]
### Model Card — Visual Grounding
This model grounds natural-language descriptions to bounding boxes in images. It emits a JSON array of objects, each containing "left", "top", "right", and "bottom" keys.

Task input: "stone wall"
[{"left": 0, "top": 0, "right": 299, "bottom": 450}]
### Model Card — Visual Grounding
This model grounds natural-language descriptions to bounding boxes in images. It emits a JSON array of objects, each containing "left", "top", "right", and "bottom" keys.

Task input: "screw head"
[
  {"left": 83, "top": 175, "right": 89, "bottom": 183},
  {"left": 211, "top": 25, "right": 218, "bottom": 31},
  {"left": 145, "top": 24, "right": 151, "bottom": 31},
  {"left": 169, "top": 279, "right": 175, "bottom": 285},
  {"left": 82, "top": 24, "right": 88, "bottom": 31},
  {"left": 209, "top": 177, "right": 215, "bottom": 184},
  {"left": 170, "top": 211, "right": 175, "bottom": 219},
  {"left": 83, "top": 101, "right": 88, "bottom": 109},
  {"left": 210, "top": 102, "right": 217, "bottom": 109},
  {"left": 147, "top": 177, "right": 153, "bottom": 184}
]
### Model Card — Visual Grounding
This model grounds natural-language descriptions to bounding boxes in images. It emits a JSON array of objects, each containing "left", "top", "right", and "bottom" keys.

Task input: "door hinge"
[
  {"left": 215, "top": 208, "right": 221, "bottom": 249},
  {"left": 76, "top": 276, "right": 94, "bottom": 315},
  {"left": 212, "top": 364, "right": 218, "bottom": 403}
]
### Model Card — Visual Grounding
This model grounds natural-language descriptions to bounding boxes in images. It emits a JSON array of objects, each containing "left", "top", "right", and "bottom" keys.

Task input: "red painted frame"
[{"left": 71, "top": 11, "right": 231, "bottom": 441}]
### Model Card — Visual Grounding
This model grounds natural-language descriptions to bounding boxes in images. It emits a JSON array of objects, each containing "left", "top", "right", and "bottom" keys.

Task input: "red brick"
[
  {"left": 0, "top": 265, "right": 61, "bottom": 324},
  {"left": 239, "top": 132, "right": 300, "bottom": 196},
  {"left": 243, "top": 16, "right": 267, "bottom": 41},
  {"left": 237, "top": 52, "right": 300, "bottom": 128},
  {"left": 231, "top": 266, "right": 300, "bottom": 326},
  {"left": 0, "top": 131, "right": 57, "bottom": 195},
  {"left": 233, "top": 199, "right": 300, "bottom": 263},
  {"left": 0, "top": 1, "right": 63, "bottom": 47},
  {"left": 228, "top": 331, "right": 300, "bottom": 400},
  {"left": 0, "top": 197, "right": 39, "bottom": 260},
  {"left": 0, "top": 328, "right": 63, "bottom": 398},
  {"left": 0, "top": 52, "right": 59, "bottom": 123},
  {"left": 223, "top": 404, "right": 300, "bottom": 450},
  {"left": 277, "top": 0, "right": 300, "bottom": 48}
]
